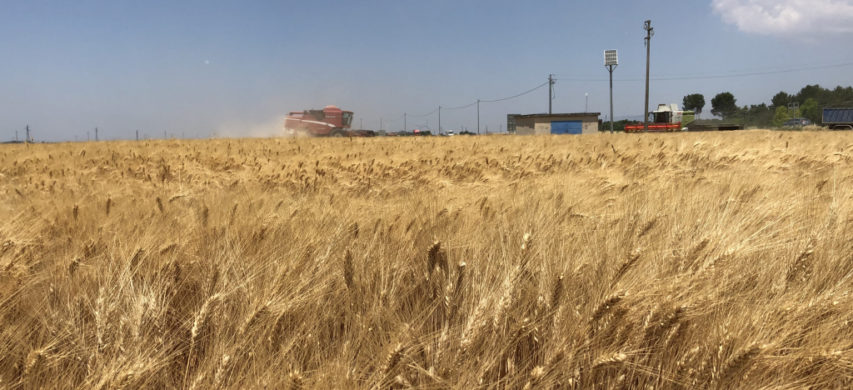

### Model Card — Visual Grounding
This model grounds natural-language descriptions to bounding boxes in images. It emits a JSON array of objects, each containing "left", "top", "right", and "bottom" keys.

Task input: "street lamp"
[{"left": 604, "top": 50, "right": 618, "bottom": 133}]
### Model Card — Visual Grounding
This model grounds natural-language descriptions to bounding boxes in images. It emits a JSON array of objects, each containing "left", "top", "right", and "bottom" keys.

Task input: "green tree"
[
  {"left": 831, "top": 86, "right": 853, "bottom": 106},
  {"left": 740, "top": 104, "right": 773, "bottom": 128},
  {"left": 795, "top": 84, "right": 827, "bottom": 105},
  {"left": 773, "top": 106, "right": 790, "bottom": 127},
  {"left": 799, "top": 98, "right": 820, "bottom": 123},
  {"left": 771, "top": 91, "right": 790, "bottom": 108},
  {"left": 711, "top": 92, "right": 738, "bottom": 118},
  {"left": 682, "top": 93, "right": 706, "bottom": 117}
]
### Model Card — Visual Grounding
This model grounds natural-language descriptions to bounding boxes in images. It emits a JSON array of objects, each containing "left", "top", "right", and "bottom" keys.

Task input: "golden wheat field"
[{"left": 1, "top": 130, "right": 852, "bottom": 389}]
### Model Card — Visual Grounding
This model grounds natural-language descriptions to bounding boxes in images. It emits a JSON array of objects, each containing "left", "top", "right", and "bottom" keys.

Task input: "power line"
[
  {"left": 653, "top": 62, "right": 853, "bottom": 80},
  {"left": 409, "top": 80, "right": 550, "bottom": 117},
  {"left": 401, "top": 79, "right": 552, "bottom": 134},
  {"left": 557, "top": 61, "right": 853, "bottom": 82},
  {"left": 407, "top": 107, "right": 439, "bottom": 117},
  {"left": 480, "top": 81, "right": 550, "bottom": 103},
  {"left": 443, "top": 101, "right": 478, "bottom": 110}
]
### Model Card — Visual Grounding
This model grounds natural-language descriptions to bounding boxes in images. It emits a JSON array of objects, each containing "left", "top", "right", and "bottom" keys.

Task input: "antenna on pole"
[{"left": 643, "top": 20, "right": 654, "bottom": 131}]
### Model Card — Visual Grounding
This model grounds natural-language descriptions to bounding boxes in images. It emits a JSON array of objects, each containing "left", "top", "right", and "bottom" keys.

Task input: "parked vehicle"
[
  {"left": 782, "top": 118, "right": 813, "bottom": 128},
  {"left": 822, "top": 108, "right": 853, "bottom": 130}
]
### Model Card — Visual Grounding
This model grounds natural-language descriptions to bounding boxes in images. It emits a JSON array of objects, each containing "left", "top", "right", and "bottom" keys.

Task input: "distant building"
[{"left": 507, "top": 113, "right": 600, "bottom": 135}]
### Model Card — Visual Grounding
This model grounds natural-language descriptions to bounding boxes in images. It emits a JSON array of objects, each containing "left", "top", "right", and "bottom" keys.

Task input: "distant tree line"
[{"left": 682, "top": 85, "right": 853, "bottom": 127}]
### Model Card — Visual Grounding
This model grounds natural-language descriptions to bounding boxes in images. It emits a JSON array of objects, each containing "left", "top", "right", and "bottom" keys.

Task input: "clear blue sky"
[{"left": 2, "top": 0, "right": 853, "bottom": 141}]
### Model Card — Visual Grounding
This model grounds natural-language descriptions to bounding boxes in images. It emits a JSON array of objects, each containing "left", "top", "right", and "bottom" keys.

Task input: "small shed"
[{"left": 507, "top": 113, "right": 600, "bottom": 135}]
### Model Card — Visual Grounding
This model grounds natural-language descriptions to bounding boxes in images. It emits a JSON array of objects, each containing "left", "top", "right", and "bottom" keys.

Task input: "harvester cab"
[{"left": 652, "top": 104, "right": 675, "bottom": 124}]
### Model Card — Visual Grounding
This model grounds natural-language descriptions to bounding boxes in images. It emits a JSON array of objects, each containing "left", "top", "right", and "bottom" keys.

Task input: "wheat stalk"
[
  {"left": 185, "top": 293, "right": 220, "bottom": 386},
  {"left": 343, "top": 250, "right": 354, "bottom": 289},
  {"left": 591, "top": 292, "right": 625, "bottom": 323},
  {"left": 718, "top": 344, "right": 761, "bottom": 386}
]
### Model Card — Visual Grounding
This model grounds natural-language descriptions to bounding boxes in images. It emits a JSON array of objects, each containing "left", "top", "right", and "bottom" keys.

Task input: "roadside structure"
[{"left": 507, "top": 113, "right": 601, "bottom": 135}]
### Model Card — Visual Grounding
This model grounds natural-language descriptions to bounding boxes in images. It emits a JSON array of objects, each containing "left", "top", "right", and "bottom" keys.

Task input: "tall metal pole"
[
  {"left": 438, "top": 106, "right": 441, "bottom": 135},
  {"left": 25, "top": 125, "right": 30, "bottom": 143},
  {"left": 644, "top": 20, "right": 653, "bottom": 131},
  {"left": 95, "top": 127, "right": 99, "bottom": 141},
  {"left": 404, "top": 113, "right": 407, "bottom": 132},
  {"left": 136, "top": 130, "right": 139, "bottom": 141},
  {"left": 477, "top": 99, "right": 480, "bottom": 134},
  {"left": 609, "top": 64, "right": 615, "bottom": 133},
  {"left": 548, "top": 74, "right": 554, "bottom": 115}
]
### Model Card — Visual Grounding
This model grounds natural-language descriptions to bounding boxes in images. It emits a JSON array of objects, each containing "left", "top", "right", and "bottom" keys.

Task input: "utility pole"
[
  {"left": 585, "top": 93, "right": 589, "bottom": 112},
  {"left": 477, "top": 99, "right": 480, "bottom": 135},
  {"left": 438, "top": 106, "right": 441, "bottom": 135},
  {"left": 136, "top": 130, "right": 139, "bottom": 141},
  {"left": 380, "top": 117, "right": 383, "bottom": 131},
  {"left": 87, "top": 131, "right": 90, "bottom": 142},
  {"left": 610, "top": 68, "right": 615, "bottom": 133},
  {"left": 548, "top": 74, "right": 555, "bottom": 115},
  {"left": 26, "top": 125, "right": 31, "bottom": 143},
  {"left": 95, "top": 127, "right": 99, "bottom": 141},
  {"left": 404, "top": 113, "right": 407, "bottom": 132},
  {"left": 643, "top": 20, "right": 654, "bottom": 131},
  {"left": 15, "top": 130, "right": 18, "bottom": 142}
]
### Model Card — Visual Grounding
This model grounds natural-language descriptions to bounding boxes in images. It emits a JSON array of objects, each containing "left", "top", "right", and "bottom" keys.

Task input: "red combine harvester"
[{"left": 284, "top": 105, "right": 373, "bottom": 137}]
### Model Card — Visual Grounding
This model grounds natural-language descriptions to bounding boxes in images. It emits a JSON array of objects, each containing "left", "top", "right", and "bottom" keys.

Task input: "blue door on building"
[{"left": 551, "top": 120, "right": 583, "bottom": 134}]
